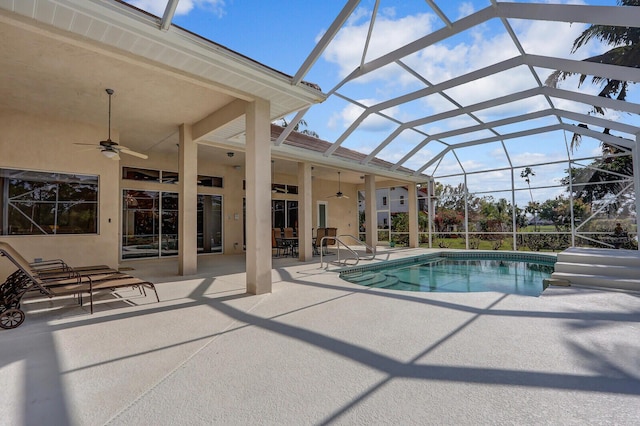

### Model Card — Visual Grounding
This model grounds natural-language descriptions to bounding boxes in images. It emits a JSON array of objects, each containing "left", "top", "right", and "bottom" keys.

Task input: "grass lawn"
[{"left": 426, "top": 238, "right": 515, "bottom": 251}]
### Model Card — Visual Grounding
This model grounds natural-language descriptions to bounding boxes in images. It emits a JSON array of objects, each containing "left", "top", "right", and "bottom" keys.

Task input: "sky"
[{"left": 124, "top": 0, "right": 638, "bottom": 207}]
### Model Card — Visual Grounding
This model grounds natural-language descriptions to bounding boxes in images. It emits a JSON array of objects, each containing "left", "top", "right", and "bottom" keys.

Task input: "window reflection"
[
  {"left": 271, "top": 200, "right": 298, "bottom": 231},
  {"left": 1, "top": 169, "right": 98, "bottom": 235},
  {"left": 122, "top": 190, "right": 223, "bottom": 259},
  {"left": 197, "top": 194, "right": 223, "bottom": 253},
  {"left": 122, "top": 190, "right": 161, "bottom": 259}
]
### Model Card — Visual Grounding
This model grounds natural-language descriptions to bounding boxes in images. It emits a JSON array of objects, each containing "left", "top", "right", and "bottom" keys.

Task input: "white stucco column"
[
  {"left": 178, "top": 123, "right": 198, "bottom": 275},
  {"left": 365, "top": 175, "right": 377, "bottom": 252},
  {"left": 634, "top": 132, "right": 640, "bottom": 251},
  {"left": 245, "top": 98, "right": 272, "bottom": 294},
  {"left": 408, "top": 182, "right": 419, "bottom": 248},
  {"left": 298, "top": 162, "right": 313, "bottom": 261}
]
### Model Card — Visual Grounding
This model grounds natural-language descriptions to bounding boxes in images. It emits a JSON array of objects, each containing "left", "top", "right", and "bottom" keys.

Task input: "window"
[
  {"left": 382, "top": 196, "right": 387, "bottom": 206},
  {"left": 286, "top": 185, "right": 298, "bottom": 195},
  {"left": 122, "top": 168, "right": 223, "bottom": 188},
  {"left": 272, "top": 184, "right": 286, "bottom": 194},
  {"left": 122, "top": 190, "right": 162, "bottom": 259},
  {"left": 162, "top": 171, "right": 178, "bottom": 184},
  {"left": 1, "top": 169, "right": 98, "bottom": 235},
  {"left": 122, "top": 190, "right": 224, "bottom": 259},
  {"left": 197, "top": 194, "right": 223, "bottom": 253},
  {"left": 271, "top": 200, "right": 297, "bottom": 229},
  {"left": 161, "top": 192, "right": 179, "bottom": 257},
  {"left": 198, "top": 175, "right": 223, "bottom": 188},
  {"left": 317, "top": 201, "right": 327, "bottom": 228},
  {"left": 123, "top": 167, "right": 160, "bottom": 182},
  {"left": 287, "top": 201, "right": 298, "bottom": 229},
  {"left": 121, "top": 190, "right": 177, "bottom": 259},
  {"left": 271, "top": 183, "right": 298, "bottom": 194},
  {"left": 400, "top": 196, "right": 405, "bottom": 205}
]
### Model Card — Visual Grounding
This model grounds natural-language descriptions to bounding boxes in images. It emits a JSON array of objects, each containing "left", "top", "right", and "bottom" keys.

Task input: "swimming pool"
[{"left": 339, "top": 252, "right": 556, "bottom": 296}]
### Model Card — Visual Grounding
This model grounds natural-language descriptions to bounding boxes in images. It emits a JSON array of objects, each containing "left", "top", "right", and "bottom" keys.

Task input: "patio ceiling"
[{"left": 0, "top": 0, "right": 326, "bottom": 174}]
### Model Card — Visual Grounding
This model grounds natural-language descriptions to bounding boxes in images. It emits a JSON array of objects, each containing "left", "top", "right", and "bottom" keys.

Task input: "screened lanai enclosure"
[
  {"left": 24, "top": 0, "right": 637, "bottom": 256},
  {"left": 281, "top": 0, "right": 640, "bottom": 252},
  {"left": 356, "top": 149, "right": 637, "bottom": 252},
  {"left": 117, "top": 0, "right": 638, "bottom": 253}
]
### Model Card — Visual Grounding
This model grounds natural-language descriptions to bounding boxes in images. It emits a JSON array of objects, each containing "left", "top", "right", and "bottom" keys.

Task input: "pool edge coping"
[{"left": 338, "top": 250, "right": 557, "bottom": 278}]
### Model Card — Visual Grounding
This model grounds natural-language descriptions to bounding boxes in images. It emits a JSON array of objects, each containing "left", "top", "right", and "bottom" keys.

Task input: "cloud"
[
  {"left": 332, "top": 98, "right": 401, "bottom": 133},
  {"left": 316, "top": 0, "right": 637, "bottom": 186},
  {"left": 322, "top": 2, "right": 594, "bottom": 123},
  {"left": 125, "top": 0, "right": 225, "bottom": 18},
  {"left": 322, "top": 10, "right": 438, "bottom": 80},
  {"left": 457, "top": 2, "right": 475, "bottom": 19}
]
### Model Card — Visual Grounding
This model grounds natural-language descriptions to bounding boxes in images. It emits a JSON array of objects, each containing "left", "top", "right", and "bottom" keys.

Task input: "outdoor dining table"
[{"left": 277, "top": 237, "right": 298, "bottom": 257}]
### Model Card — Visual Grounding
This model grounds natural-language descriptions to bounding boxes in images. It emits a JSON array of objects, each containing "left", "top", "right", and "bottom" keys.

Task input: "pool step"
[
  {"left": 543, "top": 278, "right": 570, "bottom": 287},
  {"left": 554, "top": 262, "right": 640, "bottom": 279},
  {"left": 369, "top": 274, "right": 399, "bottom": 289},
  {"left": 555, "top": 247, "right": 640, "bottom": 267},
  {"left": 344, "top": 272, "right": 398, "bottom": 288},
  {"left": 550, "top": 272, "right": 640, "bottom": 291},
  {"left": 552, "top": 247, "right": 640, "bottom": 291}
]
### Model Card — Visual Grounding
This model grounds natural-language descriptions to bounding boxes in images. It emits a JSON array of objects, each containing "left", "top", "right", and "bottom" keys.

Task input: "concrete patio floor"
[{"left": 1, "top": 248, "right": 639, "bottom": 425}]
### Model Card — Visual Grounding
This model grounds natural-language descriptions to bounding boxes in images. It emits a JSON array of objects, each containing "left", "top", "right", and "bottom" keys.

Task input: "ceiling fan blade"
[
  {"left": 74, "top": 142, "right": 99, "bottom": 147},
  {"left": 77, "top": 147, "right": 101, "bottom": 153},
  {"left": 119, "top": 147, "right": 149, "bottom": 159}
]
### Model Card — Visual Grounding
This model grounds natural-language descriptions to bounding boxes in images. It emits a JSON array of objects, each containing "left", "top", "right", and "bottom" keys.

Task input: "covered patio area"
[
  {"left": 1, "top": 0, "right": 639, "bottom": 294},
  {"left": 1, "top": 250, "right": 639, "bottom": 424},
  {"left": 1, "top": 0, "right": 639, "bottom": 422}
]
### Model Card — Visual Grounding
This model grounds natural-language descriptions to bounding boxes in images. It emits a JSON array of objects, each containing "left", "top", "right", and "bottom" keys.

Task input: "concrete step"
[
  {"left": 543, "top": 277, "right": 570, "bottom": 287},
  {"left": 557, "top": 247, "right": 640, "bottom": 268},
  {"left": 553, "top": 262, "right": 640, "bottom": 279},
  {"left": 551, "top": 272, "right": 640, "bottom": 291}
]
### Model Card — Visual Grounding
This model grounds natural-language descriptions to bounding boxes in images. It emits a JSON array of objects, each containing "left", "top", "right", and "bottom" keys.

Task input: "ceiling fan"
[
  {"left": 76, "top": 89, "right": 148, "bottom": 160},
  {"left": 327, "top": 171, "right": 349, "bottom": 199}
]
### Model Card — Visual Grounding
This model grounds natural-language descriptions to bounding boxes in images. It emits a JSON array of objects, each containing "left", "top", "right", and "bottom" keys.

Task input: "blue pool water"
[{"left": 340, "top": 254, "right": 555, "bottom": 296}]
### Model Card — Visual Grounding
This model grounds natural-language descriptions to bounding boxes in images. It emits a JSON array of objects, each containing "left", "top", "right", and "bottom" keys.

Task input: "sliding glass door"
[
  {"left": 122, "top": 190, "right": 223, "bottom": 259},
  {"left": 197, "top": 194, "right": 223, "bottom": 253},
  {"left": 122, "top": 190, "right": 162, "bottom": 259}
]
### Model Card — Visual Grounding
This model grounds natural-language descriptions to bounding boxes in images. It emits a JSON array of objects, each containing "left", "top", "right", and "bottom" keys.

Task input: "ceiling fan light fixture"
[{"left": 101, "top": 149, "right": 118, "bottom": 159}]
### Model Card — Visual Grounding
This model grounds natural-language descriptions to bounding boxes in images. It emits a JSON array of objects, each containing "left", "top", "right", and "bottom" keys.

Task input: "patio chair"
[
  {"left": 313, "top": 228, "right": 324, "bottom": 255},
  {"left": 272, "top": 228, "right": 288, "bottom": 257},
  {"left": 325, "top": 227, "right": 337, "bottom": 250},
  {"left": 314, "top": 227, "right": 337, "bottom": 255},
  {"left": 0, "top": 242, "right": 159, "bottom": 329}
]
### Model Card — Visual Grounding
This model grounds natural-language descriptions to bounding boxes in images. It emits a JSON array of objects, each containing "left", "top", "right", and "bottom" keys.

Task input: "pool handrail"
[{"left": 320, "top": 234, "right": 376, "bottom": 268}]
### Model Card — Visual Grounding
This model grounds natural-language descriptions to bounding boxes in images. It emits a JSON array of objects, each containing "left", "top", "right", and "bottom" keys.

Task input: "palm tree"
[
  {"left": 278, "top": 118, "right": 319, "bottom": 138},
  {"left": 520, "top": 167, "right": 539, "bottom": 231},
  {"left": 520, "top": 167, "right": 535, "bottom": 203},
  {"left": 545, "top": 0, "right": 639, "bottom": 150}
]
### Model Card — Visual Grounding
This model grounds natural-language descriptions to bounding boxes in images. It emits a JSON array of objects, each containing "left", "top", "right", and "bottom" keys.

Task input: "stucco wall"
[
  {"left": 311, "top": 177, "right": 358, "bottom": 238},
  {"left": 0, "top": 108, "right": 120, "bottom": 277},
  {"left": 0, "top": 108, "right": 362, "bottom": 279}
]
